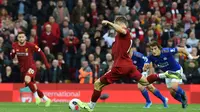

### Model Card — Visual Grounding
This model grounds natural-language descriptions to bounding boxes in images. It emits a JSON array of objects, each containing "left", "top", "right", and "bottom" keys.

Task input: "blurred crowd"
[{"left": 0, "top": 0, "right": 200, "bottom": 84}]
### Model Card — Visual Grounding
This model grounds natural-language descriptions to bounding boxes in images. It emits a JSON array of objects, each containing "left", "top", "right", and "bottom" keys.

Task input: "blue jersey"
[
  {"left": 131, "top": 51, "right": 148, "bottom": 72},
  {"left": 147, "top": 48, "right": 181, "bottom": 72}
]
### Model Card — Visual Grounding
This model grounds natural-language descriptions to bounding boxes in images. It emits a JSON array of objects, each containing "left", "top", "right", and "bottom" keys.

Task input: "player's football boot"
[
  {"left": 35, "top": 97, "right": 41, "bottom": 105},
  {"left": 143, "top": 102, "right": 152, "bottom": 108},
  {"left": 45, "top": 99, "right": 52, "bottom": 107},
  {"left": 77, "top": 101, "right": 93, "bottom": 112},
  {"left": 163, "top": 97, "right": 168, "bottom": 108},
  {"left": 181, "top": 92, "right": 188, "bottom": 109},
  {"left": 164, "top": 71, "right": 182, "bottom": 79}
]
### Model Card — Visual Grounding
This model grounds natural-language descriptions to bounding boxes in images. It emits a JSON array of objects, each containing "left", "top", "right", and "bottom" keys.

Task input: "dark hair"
[
  {"left": 18, "top": 31, "right": 25, "bottom": 35},
  {"left": 114, "top": 16, "right": 128, "bottom": 26},
  {"left": 147, "top": 41, "right": 162, "bottom": 49}
]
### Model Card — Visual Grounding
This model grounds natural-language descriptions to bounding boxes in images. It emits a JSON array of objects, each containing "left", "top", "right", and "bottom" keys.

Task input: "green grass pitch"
[{"left": 0, "top": 103, "right": 199, "bottom": 112}]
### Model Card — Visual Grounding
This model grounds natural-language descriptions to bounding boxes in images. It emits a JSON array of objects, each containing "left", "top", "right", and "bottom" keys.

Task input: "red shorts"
[
  {"left": 22, "top": 68, "right": 37, "bottom": 83},
  {"left": 100, "top": 65, "right": 142, "bottom": 84}
]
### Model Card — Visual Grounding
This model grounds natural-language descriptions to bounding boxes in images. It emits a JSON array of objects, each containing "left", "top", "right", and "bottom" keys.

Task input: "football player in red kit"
[
  {"left": 78, "top": 16, "right": 180, "bottom": 112},
  {"left": 10, "top": 31, "right": 51, "bottom": 107}
]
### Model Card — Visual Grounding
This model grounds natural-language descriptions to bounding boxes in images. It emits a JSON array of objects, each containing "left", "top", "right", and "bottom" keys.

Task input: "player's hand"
[
  {"left": 12, "top": 49, "right": 16, "bottom": 54},
  {"left": 52, "top": 43, "right": 56, "bottom": 45},
  {"left": 143, "top": 63, "right": 150, "bottom": 71},
  {"left": 102, "top": 20, "right": 110, "bottom": 26}
]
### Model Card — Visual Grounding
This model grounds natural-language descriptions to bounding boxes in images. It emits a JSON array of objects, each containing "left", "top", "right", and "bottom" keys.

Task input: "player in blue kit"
[
  {"left": 131, "top": 47, "right": 168, "bottom": 108},
  {"left": 144, "top": 41, "right": 199, "bottom": 108}
]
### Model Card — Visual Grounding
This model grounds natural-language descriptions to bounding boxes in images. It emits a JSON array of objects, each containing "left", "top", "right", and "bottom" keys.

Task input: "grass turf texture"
[{"left": 0, "top": 103, "right": 199, "bottom": 112}]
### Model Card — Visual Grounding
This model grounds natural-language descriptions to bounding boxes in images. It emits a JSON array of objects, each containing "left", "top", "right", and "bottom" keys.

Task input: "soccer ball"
[{"left": 69, "top": 98, "right": 81, "bottom": 112}]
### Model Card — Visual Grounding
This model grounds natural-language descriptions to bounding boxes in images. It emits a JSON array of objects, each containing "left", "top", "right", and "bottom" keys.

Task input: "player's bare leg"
[
  {"left": 78, "top": 79, "right": 107, "bottom": 112},
  {"left": 169, "top": 82, "right": 188, "bottom": 108},
  {"left": 138, "top": 83, "right": 168, "bottom": 108},
  {"left": 24, "top": 75, "right": 41, "bottom": 105},
  {"left": 137, "top": 83, "right": 152, "bottom": 108},
  {"left": 138, "top": 72, "right": 181, "bottom": 86},
  {"left": 33, "top": 84, "right": 51, "bottom": 107},
  {"left": 138, "top": 76, "right": 150, "bottom": 85},
  {"left": 147, "top": 84, "right": 168, "bottom": 108}
]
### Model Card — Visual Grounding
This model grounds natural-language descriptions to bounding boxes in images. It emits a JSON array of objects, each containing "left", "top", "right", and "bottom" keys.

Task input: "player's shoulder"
[
  {"left": 12, "top": 42, "right": 18, "bottom": 47},
  {"left": 133, "top": 51, "right": 144, "bottom": 58},
  {"left": 147, "top": 54, "right": 154, "bottom": 60},
  {"left": 162, "top": 47, "right": 176, "bottom": 53},
  {"left": 12, "top": 42, "right": 18, "bottom": 45},
  {"left": 27, "top": 42, "right": 38, "bottom": 47},
  {"left": 26, "top": 42, "right": 35, "bottom": 45},
  {"left": 118, "top": 28, "right": 131, "bottom": 38}
]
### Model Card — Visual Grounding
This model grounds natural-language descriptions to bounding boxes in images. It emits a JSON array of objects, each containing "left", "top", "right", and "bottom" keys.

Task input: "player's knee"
[
  {"left": 94, "top": 79, "right": 106, "bottom": 91},
  {"left": 168, "top": 88, "right": 175, "bottom": 95},
  {"left": 147, "top": 85, "right": 155, "bottom": 92},
  {"left": 138, "top": 77, "right": 149, "bottom": 86},
  {"left": 171, "top": 82, "right": 179, "bottom": 90},
  {"left": 33, "top": 84, "right": 37, "bottom": 90},
  {"left": 24, "top": 76, "right": 31, "bottom": 84},
  {"left": 137, "top": 83, "right": 145, "bottom": 91}
]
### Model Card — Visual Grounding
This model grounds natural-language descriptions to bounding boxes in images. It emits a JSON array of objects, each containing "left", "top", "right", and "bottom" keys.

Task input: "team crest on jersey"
[
  {"left": 25, "top": 48, "right": 28, "bottom": 52},
  {"left": 35, "top": 45, "right": 38, "bottom": 49}
]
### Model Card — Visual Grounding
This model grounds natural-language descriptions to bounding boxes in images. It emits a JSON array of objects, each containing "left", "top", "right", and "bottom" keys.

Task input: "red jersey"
[
  {"left": 12, "top": 42, "right": 42, "bottom": 73},
  {"left": 112, "top": 29, "right": 133, "bottom": 67}
]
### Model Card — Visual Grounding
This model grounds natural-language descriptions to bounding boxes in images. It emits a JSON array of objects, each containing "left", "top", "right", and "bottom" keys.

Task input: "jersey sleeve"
[
  {"left": 30, "top": 43, "right": 41, "bottom": 53},
  {"left": 133, "top": 51, "right": 149, "bottom": 63},
  {"left": 162, "top": 48, "right": 178, "bottom": 55},
  {"left": 29, "top": 43, "right": 50, "bottom": 69},
  {"left": 119, "top": 28, "right": 130, "bottom": 37}
]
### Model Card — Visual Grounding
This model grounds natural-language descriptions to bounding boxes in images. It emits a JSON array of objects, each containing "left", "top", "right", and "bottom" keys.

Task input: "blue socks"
[
  {"left": 141, "top": 88, "right": 151, "bottom": 103},
  {"left": 174, "top": 92, "right": 182, "bottom": 102},
  {"left": 153, "top": 89, "right": 166, "bottom": 103},
  {"left": 176, "top": 86, "right": 185, "bottom": 95},
  {"left": 173, "top": 86, "right": 185, "bottom": 103}
]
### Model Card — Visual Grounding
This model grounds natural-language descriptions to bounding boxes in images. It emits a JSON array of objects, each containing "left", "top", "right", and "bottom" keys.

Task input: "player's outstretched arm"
[
  {"left": 177, "top": 47, "right": 199, "bottom": 59},
  {"left": 32, "top": 44, "right": 50, "bottom": 69},
  {"left": 39, "top": 50, "right": 50, "bottom": 69},
  {"left": 148, "top": 62, "right": 154, "bottom": 74},
  {"left": 102, "top": 20, "right": 127, "bottom": 35}
]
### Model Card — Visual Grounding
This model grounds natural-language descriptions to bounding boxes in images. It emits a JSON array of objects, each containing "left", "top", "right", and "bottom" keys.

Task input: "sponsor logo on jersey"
[
  {"left": 163, "top": 57, "right": 167, "bottom": 60},
  {"left": 157, "top": 62, "right": 169, "bottom": 68},
  {"left": 16, "top": 52, "right": 29, "bottom": 56}
]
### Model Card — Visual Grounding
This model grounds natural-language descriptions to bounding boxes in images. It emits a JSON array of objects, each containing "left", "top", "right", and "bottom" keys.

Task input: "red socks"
[
  {"left": 91, "top": 90, "right": 102, "bottom": 102},
  {"left": 27, "top": 82, "right": 36, "bottom": 93},
  {"left": 37, "top": 89, "right": 44, "bottom": 98}
]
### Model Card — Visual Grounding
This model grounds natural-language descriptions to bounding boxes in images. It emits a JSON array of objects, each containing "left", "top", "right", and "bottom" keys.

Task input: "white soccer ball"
[{"left": 69, "top": 98, "right": 81, "bottom": 112}]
